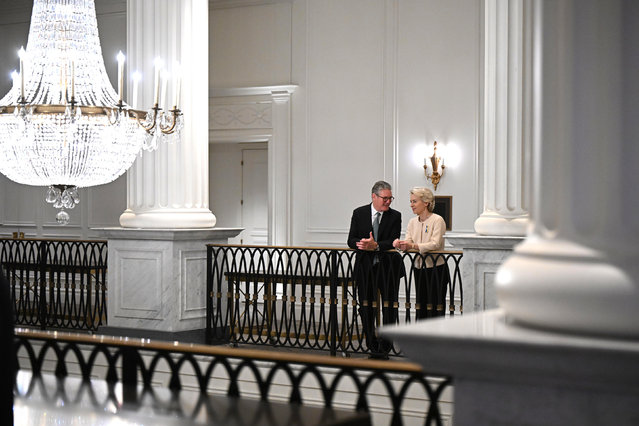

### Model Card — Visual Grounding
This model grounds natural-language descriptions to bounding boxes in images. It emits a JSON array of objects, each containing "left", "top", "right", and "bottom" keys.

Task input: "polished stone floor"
[{"left": 13, "top": 371, "right": 369, "bottom": 425}]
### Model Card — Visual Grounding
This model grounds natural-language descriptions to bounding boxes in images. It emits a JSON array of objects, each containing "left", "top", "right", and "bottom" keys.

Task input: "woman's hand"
[
  {"left": 394, "top": 239, "right": 416, "bottom": 251},
  {"left": 399, "top": 240, "right": 413, "bottom": 251}
]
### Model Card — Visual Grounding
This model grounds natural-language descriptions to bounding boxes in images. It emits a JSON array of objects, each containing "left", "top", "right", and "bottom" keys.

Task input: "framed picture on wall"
[{"left": 434, "top": 196, "right": 452, "bottom": 231}]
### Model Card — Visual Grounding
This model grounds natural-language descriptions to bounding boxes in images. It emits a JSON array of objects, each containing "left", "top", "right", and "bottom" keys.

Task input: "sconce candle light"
[{"left": 424, "top": 140, "right": 445, "bottom": 191}]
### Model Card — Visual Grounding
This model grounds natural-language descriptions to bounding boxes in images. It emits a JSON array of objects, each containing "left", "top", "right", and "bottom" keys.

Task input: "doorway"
[
  {"left": 240, "top": 147, "right": 268, "bottom": 245},
  {"left": 209, "top": 142, "right": 268, "bottom": 245}
]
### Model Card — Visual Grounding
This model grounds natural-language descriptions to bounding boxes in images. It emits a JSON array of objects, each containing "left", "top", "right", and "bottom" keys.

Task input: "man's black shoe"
[
  {"left": 368, "top": 351, "right": 389, "bottom": 360},
  {"left": 379, "top": 338, "right": 394, "bottom": 354}
]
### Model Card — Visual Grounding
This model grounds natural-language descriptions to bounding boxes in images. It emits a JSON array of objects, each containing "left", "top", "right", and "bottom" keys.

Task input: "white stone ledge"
[
  {"left": 94, "top": 227, "right": 242, "bottom": 241},
  {"left": 446, "top": 233, "right": 525, "bottom": 250},
  {"left": 381, "top": 309, "right": 639, "bottom": 392}
]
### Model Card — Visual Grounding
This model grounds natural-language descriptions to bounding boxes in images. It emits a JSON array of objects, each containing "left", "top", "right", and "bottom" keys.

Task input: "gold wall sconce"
[{"left": 424, "top": 141, "right": 445, "bottom": 190}]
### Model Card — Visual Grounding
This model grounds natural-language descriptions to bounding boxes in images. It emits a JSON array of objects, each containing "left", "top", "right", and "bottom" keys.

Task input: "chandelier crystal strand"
[{"left": 0, "top": 0, "right": 183, "bottom": 225}]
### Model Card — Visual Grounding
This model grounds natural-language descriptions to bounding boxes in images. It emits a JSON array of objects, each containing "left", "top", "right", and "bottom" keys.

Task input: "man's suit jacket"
[
  {"left": 347, "top": 204, "right": 401, "bottom": 251},
  {"left": 347, "top": 203, "right": 405, "bottom": 287}
]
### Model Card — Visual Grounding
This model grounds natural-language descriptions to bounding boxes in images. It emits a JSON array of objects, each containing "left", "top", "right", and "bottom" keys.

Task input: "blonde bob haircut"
[{"left": 410, "top": 187, "right": 435, "bottom": 212}]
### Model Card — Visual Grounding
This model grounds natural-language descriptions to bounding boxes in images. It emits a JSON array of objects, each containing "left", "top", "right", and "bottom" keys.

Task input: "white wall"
[
  {"left": 394, "top": 1, "right": 480, "bottom": 232},
  {"left": 210, "top": 0, "right": 481, "bottom": 246},
  {"left": 210, "top": 2, "right": 292, "bottom": 87},
  {"left": 0, "top": 0, "right": 481, "bottom": 244},
  {"left": 0, "top": 0, "right": 127, "bottom": 239}
]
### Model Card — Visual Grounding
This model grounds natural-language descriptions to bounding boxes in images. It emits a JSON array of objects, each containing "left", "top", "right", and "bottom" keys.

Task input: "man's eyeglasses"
[{"left": 376, "top": 195, "right": 394, "bottom": 202}]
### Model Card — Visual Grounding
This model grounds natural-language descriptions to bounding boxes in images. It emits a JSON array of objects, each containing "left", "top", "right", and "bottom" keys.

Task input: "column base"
[
  {"left": 474, "top": 212, "right": 529, "bottom": 236},
  {"left": 119, "top": 208, "right": 217, "bottom": 228},
  {"left": 495, "top": 236, "right": 639, "bottom": 337},
  {"left": 96, "top": 227, "right": 242, "bottom": 332}
]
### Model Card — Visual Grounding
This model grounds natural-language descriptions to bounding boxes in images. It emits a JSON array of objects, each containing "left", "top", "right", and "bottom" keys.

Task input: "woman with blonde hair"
[{"left": 393, "top": 187, "right": 449, "bottom": 318}]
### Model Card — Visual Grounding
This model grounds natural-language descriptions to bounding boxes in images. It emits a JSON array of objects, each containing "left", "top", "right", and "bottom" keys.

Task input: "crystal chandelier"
[{"left": 0, "top": 0, "right": 183, "bottom": 225}]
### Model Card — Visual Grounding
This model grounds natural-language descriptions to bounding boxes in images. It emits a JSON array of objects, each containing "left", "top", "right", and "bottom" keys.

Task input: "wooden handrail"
[
  {"left": 205, "top": 243, "right": 463, "bottom": 254},
  {"left": 15, "top": 327, "right": 424, "bottom": 373},
  {"left": 0, "top": 237, "right": 108, "bottom": 243}
]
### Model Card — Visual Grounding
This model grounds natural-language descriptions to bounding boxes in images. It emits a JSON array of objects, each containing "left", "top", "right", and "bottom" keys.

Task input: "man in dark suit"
[{"left": 347, "top": 180, "right": 402, "bottom": 358}]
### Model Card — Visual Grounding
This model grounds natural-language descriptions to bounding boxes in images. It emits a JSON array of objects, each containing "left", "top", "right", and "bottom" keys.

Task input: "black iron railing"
[
  {"left": 206, "top": 245, "right": 462, "bottom": 356},
  {"left": 0, "top": 238, "right": 107, "bottom": 331},
  {"left": 14, "top": 328, "right": 451, "bottom": 426}
]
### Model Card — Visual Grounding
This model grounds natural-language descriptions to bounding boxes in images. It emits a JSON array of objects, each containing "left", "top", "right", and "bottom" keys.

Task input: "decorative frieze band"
[{"left": 210, "top": 103, "right": 272, "bottom": 130}]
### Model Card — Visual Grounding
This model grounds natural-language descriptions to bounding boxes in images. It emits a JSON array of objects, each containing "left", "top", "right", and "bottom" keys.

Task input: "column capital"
[{"left": 271, "top": 90, "right": 293, "bottom": 103}]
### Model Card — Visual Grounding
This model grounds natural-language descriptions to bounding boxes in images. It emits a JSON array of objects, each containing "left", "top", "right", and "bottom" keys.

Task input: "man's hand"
[{"left": 356, "top": 232, "right": 378, "bottom": 251}]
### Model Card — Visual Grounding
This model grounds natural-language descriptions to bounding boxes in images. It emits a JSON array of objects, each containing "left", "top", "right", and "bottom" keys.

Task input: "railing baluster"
[
  {"left": 38, "top": 240, "right": 47, "bottom": 330},
  {"left": 329, "top": 250, "right": 338, "bottom": 356},
  {"left": 121, "top": 346, "right": 139, "bottom": 406},
  {"left": 206, "top": 245, "right": 213, "bottom": 342}
]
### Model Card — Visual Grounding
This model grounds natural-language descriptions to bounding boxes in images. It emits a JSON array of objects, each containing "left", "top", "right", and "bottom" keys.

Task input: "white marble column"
[
  {"left": 496, "top": 0, "right": 639, "bottom": 336},
  {"left": 474, "top": 0, "right": 532, "bottom": 236},
  {"left": 99, "top": 0, "right": 230, "bottom": 334},
  {"left": 120, "top": 0, "right": 216, "bottom": 228}
]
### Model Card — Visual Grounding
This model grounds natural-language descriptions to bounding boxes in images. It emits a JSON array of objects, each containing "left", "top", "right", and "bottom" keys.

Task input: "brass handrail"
[
  {"left": 15, "top": 327, "right": 423, "bottom": 373},
  {"left": 205, "top": 242, "right": 462, "bottom": 254}
]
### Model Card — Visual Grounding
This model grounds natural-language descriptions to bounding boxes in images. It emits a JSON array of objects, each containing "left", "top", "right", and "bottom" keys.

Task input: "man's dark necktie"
[
  {"left": 373, "top": 212, "right": 380, "bottom": 241},
  {"left": 373, "top": 212, "right": 380, "bottom": 264}
]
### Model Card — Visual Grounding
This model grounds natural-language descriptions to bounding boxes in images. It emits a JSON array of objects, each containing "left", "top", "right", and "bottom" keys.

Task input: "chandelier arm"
[
  {"left": 158, "top": 110, "right": 181, "bottom": 135},
  {"left": 104, "top": 107, "right": 118, "bottom": 125},
  {"left": 0, "top": 105, "right": 131, "bottom": 116},
  {"left": 135, "top": 108, "right": 158, "bottom": 134}
]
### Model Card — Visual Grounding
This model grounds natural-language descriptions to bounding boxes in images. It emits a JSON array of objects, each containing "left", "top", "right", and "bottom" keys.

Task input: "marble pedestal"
[
  {"left": 381, "top": 310, "right": 639, "bottom": 426},
  {"left": 446, "top": 233, "right": 524, "bottom": 311},
  {"left": 97, "top": 228, "right": 242, "bottom": 332}
]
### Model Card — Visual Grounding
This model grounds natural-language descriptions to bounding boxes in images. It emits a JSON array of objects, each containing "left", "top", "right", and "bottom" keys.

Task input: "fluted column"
[
  {"left": 120, "top": 0, "right": 216, "bottom": 228},
  {"left": 496, "top": 0, "right": 639, "bottom": 336},
  {"left": 474, "top": 0, "right": 532, "bottom": 236}
]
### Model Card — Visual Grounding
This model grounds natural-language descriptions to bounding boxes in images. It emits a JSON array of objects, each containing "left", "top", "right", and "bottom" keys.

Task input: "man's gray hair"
[{"left": 371, "top": 180, "right": 392, "bottom": 195}]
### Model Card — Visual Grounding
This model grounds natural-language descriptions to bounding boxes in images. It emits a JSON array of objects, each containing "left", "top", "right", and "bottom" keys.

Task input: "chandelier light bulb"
[
  {"left": 18, "top": 47, "right": 25, "bottom": 101},
  {"left": 0, "top": 0, "right": 184, "bottom": 225},
  {"left": 173, "top": 62, "right": 181, "bottom": 109},
  {"left": 117, "top": 51, "right": 125, "bottom": 103}
]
